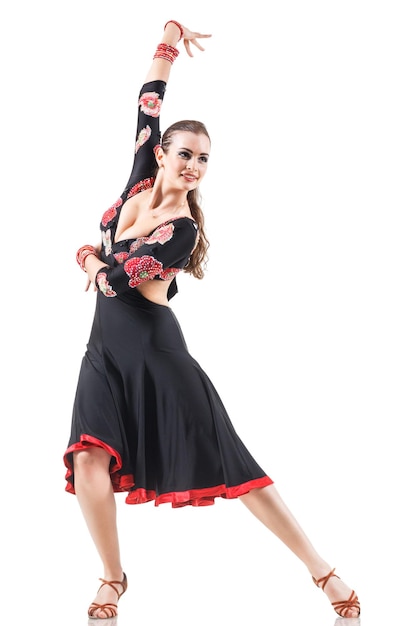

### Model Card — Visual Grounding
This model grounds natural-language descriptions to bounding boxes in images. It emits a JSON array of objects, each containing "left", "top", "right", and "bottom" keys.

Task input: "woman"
[{"left": 63, "top": 20, "right": 360, "bottom": 620}]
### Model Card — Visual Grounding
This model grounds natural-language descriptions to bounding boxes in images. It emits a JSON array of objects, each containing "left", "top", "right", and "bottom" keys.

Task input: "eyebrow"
[{"left": 179, "top": 146, "right": 210, "bottom": 157}]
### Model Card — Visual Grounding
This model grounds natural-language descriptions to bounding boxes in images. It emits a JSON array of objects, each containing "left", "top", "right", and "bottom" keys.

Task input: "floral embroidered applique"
[
  {"left": 138, "top": 92, "right": 162, "bottom": 118},
  {"left": 124, "top": 255, "right": 163, "bottom": 287},
  {"left": 148, "top": 223, "right": 175, "bottom": 245},
  {"left": 113, "top": 251, "right": 129, "bottom": 264},
  {"left": 129, "top": 238, "right": 148, "bottom": 254},
  {"left": 96, "top": 272, "right": 117, "bottom": 297},
  {"left": 135, "top": 126, "right": 151, "bottom": 153},
  {"left": 127, "top": 177, "right": 155, "bottom": 199},
  {"left": 101, "top": 198, "right": 122, "bottom": 227},
  {"left": 102, "top": 229, "right": 112, "bottom": 256},
  {"left": 161, "top": 268, "right": 181, "bottom": 280}
]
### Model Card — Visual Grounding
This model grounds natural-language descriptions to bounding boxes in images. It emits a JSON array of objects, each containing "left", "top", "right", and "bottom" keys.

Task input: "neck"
[{"left": 149, "top": 191, "right": 188, "bottom": 217}]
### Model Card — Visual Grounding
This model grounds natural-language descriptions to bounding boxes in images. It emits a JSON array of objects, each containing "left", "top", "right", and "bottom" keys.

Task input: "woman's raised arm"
[
  {"left": 144, "top": 20, "right": 211, "bottom": 84},
  {"left": 77, "top": 21, "right": 211, "bottom": 289}
]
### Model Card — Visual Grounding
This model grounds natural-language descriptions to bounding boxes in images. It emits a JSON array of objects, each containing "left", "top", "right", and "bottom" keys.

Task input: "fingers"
[
  {"left": 192, "top": 33, "right": 212, "bottom": 39},
  {"left": 183, "top": 32, "right": 211, "bottom": 57},
  {"left": 183, "top": 39, "right": 207, "bottom": 57},
  {"left": 184, "top": 40, "right": 193, "bottom": 57},
  {"left": 192, "top": 40, "right": 206, "bottom": 52}
]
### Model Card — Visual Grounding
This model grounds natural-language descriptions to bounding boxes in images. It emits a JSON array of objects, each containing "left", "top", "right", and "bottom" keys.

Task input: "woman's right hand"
[{"left": 181, "top": 25, "right": 212, "bottom": 57}]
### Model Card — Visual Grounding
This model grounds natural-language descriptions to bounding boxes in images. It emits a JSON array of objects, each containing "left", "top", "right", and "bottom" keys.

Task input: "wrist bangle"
[
  {"left": 76, "top": 245, "right": 97, "bottom": 272},
  {"left": 153, "top": 43, "right": 179, "bottom": 64},
  {"left": 164, "top": 20, "right": 184, "bottom": 41}
]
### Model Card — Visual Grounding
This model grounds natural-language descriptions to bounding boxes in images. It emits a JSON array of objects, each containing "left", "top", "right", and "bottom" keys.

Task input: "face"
[{"left": 158, "top": 131, "right": 210, "bottom": 191}]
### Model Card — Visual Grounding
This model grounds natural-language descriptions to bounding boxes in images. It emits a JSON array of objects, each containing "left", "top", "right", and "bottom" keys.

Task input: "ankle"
[
  {"left": 102, "top": 568, "right": 125, "bottom": 582},
  {"left": 307, "top": 560, "right": 333, "bottom": 582}
]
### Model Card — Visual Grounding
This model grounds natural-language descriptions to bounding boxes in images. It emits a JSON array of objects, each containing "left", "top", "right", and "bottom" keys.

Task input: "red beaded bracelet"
[
  {"left": 76, "top": 245, "right": 97, "bottom": 272},
  {"left": 164, "top": 20, "right": 184, "bottom": 41},
  {"left": 153, "top": 43, "right": 179, "bottom": 64}
]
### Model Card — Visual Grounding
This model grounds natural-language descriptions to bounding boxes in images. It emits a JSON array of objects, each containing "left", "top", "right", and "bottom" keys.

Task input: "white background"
[{"left": 1, "top": 1, "right": 404, "bottom": 624}]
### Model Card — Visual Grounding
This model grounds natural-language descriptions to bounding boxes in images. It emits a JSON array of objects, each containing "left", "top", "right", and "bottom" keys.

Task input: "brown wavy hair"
[{"left": 160, "top": 120, "right": 210, "bottom": 279}]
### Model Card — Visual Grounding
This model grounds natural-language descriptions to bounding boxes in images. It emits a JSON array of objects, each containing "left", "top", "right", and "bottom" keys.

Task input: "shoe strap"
[
  {"left": 312, "top": 567, "right": 340, "bottom": 590},
  {"left": 88, "top": 602, "right": 118, "bottom": 618},
  {"left": 332, "top": 590, "right": 361, "bottom": 617},
  {"left": 98, "top": 575, "right": 126, "bottom": 598}
]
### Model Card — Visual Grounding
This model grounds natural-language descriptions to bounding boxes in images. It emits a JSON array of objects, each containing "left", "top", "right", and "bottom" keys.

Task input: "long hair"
[{"left": 161, "top": 120, "right": 210, "bottom": 279}]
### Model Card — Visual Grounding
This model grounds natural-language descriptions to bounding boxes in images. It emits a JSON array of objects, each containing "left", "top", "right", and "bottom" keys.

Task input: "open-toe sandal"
[
  {"left": 88, "top": 572, "right": 128, "bottom": 619},
  {"left": 312, "top": 568, "right": 360, "bottom": 618}
]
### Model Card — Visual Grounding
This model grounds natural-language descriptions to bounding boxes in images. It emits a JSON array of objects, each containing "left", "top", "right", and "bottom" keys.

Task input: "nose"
[{"left": 186, "top": 158, "right": 197, "bottom": 171}]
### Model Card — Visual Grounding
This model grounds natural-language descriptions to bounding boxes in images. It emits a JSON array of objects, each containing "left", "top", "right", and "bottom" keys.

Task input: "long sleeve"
[
  {"left": 98, "top": 79, "right": 166, "bottom": 243},
  {"left": 95, "top": 218, "right": 198, "bottom": 299},
  {"left": 122, "top": 79, "right": 166, "bottom": 199},
  {"left": 94, "top": 73, "right": 199, "bottom": 302}
]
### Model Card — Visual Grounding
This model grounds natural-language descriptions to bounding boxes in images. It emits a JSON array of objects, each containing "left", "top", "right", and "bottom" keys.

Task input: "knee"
[{"left": 73, "top": 447, "right": 111, "bottom": 478}]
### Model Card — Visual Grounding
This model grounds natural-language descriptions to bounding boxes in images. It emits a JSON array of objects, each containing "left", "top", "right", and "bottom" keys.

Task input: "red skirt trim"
[
  {"left": 63, "top": 435, "right": 273, "bottom": 508},
  {"left": 63, "top": 435, "right": 135, "bottom": 493},
  {"left": 125, "top": 475, "right": 274, "bottom": 508}
]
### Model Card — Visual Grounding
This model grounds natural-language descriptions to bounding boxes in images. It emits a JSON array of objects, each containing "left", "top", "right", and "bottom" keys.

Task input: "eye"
[
  {"left": 198, "top": 155, "right": 209, "bottom": 164},
  {"left": 178, "top": 150, "right": 191, "bottom": 159}
]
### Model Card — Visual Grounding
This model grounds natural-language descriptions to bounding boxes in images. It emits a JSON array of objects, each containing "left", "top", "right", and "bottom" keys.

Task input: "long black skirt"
[{"left": 63, "top": 288, "right": 272, "bottom": 507}]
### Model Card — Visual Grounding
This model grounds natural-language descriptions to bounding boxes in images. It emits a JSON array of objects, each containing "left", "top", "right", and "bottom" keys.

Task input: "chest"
[{"left": 113, "top": 195, "right": 149, "bottom": 243}]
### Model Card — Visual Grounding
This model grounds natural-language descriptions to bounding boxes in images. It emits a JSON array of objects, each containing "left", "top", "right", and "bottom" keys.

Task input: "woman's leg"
[
  {"left": 73, "top": 447, "right": 125, "bottom": 618},
  {"left": 240, "top": 484, "right": 359, "bottom": 618}
]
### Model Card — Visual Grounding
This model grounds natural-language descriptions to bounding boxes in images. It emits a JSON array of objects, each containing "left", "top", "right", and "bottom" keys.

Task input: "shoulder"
[{"left": 147, "top": 218, "right": 198, "bottom": 257}]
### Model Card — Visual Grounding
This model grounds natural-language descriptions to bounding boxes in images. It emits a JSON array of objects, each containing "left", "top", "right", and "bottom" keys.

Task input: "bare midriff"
[{"left": 136, "top": 280, "right": 171, "bottom": 306}]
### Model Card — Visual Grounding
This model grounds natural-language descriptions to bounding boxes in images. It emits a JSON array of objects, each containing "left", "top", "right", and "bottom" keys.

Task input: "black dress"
[{"left": 63, "top": 80, "right": 272, "bottom": 507}]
